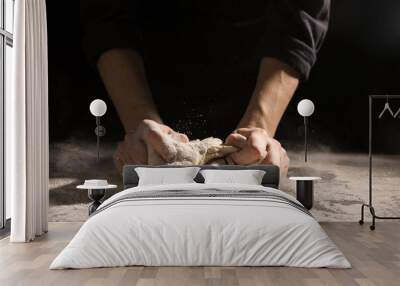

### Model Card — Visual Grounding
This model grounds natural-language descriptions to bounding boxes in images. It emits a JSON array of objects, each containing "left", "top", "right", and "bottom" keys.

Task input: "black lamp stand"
[
  {"left": 94, "top": 116, "right": 106, "bottom": 161},
  {"left": 304, "top": 116, "right": 309, "bottom": 162}
]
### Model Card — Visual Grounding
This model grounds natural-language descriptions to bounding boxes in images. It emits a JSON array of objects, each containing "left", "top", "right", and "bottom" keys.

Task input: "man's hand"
[
  {"left": 114, "top": 119, "right": 188, "bottom": 171},
  {"left": 225, "top": 127, "right": 289, "bottom": 177},
  {"left": 228, "top": 58, "right": 299, "bottom": 178}
]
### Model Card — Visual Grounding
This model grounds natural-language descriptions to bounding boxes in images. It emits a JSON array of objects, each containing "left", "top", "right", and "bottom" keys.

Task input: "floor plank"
[{"left": 0, "top": 222, "right": 399, "bottom": 286}]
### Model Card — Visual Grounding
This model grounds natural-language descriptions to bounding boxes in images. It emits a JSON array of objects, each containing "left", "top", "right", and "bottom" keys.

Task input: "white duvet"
[{"left": 50, "top": 183, "right": 350, "bottom": 269}]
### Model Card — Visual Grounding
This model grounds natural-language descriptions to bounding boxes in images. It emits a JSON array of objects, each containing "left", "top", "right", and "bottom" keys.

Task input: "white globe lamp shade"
[
  {"left": 297, "top": 99, "right": 315, "bottom": 117},
  {"left": 90, "top": 99, "right": 107, "bottom": 117}
]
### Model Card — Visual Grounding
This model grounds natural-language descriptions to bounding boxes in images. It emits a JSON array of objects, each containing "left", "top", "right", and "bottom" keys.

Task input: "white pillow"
[
  {"left": 135, "top": 167, "right": 200, "bottom": 186},
  {"left": 200, "top": 169, "right": 266, "bottom": 185}
]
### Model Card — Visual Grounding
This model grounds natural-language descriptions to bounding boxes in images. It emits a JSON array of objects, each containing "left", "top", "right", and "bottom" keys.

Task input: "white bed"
[{"left": 50, "top": 182, "right": 350, "bottom": 269}]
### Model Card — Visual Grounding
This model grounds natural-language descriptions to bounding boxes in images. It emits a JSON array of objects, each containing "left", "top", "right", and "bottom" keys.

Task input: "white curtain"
[{"left": 7, "top": 0, "right": 49, "bottom": 242}]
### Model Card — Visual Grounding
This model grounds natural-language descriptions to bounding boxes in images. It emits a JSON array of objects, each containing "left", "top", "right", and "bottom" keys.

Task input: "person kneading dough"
[{"left": 80, "top": 0, "right": 330, "bottom": 178}]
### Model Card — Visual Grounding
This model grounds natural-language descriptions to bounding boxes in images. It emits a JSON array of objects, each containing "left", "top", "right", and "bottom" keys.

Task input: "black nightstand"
[
  {"left": 289, "top": 177, "right": 321, "bottom": 210},
  {"left": 77, "top": 180, "right": 117, "bottom": 215}
]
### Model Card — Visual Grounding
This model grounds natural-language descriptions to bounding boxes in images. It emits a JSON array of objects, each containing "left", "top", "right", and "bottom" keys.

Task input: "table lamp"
[
  {"left": 297, "top": 99, "right": 315, "bottom": 162},
  {"left": 89, "top": 99, "right": 107, "bottom": 161}
]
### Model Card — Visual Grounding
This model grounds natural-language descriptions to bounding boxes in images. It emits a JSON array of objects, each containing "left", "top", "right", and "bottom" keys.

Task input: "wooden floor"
[{"left": 0, "top": 222, "right": 399, "bottom": 286}]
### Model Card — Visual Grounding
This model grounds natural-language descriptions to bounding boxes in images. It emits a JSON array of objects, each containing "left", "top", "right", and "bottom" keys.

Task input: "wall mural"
[{"left": 46, "top": 0, "right": 400, "bottom": 223}]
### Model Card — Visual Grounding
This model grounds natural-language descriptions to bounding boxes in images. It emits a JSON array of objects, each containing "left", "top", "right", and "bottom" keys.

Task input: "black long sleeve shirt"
[
  {"left": 81, "top": 0, "right": 330, "bottom": 80},
  {"left": 80, "top": 0, "right": 330, "bottom": 137}
]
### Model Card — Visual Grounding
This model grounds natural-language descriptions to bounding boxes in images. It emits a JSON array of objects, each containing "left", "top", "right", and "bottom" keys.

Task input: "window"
[{"left": 0, "top": 0, "right": 14, "bottom": 231}]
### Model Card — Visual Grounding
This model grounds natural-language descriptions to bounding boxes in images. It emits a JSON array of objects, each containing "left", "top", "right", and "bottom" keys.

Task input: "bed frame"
[{"left": 123, "top": 165, "right": 280, "bottom": 190}]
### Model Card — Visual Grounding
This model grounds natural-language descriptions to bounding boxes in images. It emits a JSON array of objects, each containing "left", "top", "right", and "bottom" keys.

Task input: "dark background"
[{"left": 46, "top": 0, "right": 400, "bottom": 153}]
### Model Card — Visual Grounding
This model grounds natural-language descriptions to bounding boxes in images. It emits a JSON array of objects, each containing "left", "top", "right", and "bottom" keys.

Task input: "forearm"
[
  {"left": 238, "top": 57, "right": 299, "bottom": 136},
  {"left": 97, "top": 48, "right": 162, "bottom": 132}
]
